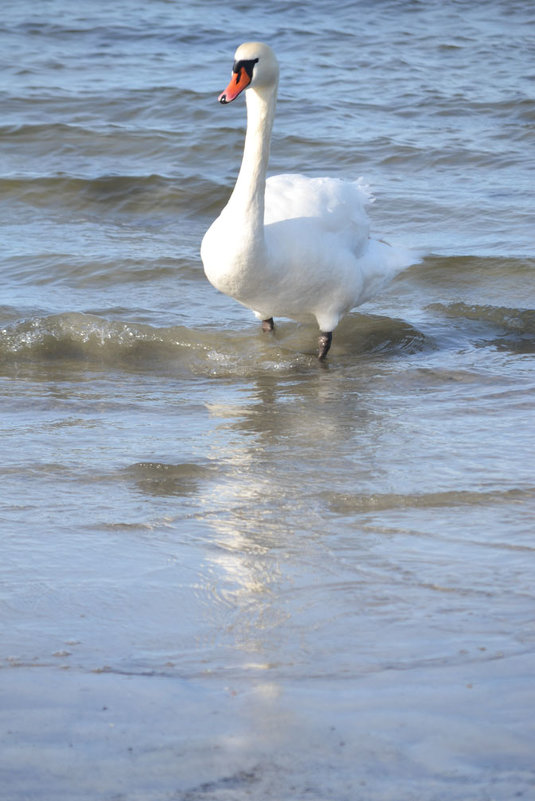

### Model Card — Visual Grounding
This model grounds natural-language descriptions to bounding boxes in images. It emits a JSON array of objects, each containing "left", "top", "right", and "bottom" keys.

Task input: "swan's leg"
[
  {"left": 262, "top": 317, "right": 275, "bottom": 332},
  {"left": 318, "top": 331, "right": 332, "bottom": 360}
]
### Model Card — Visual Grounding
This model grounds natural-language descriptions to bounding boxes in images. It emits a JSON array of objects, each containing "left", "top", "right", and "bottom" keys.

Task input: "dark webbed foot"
[
  {"left": 262, "top": 317, "right": 275, "bottom": 332},
  {"left": 318, "top": 331, "right": 332, "bottom": 360}
]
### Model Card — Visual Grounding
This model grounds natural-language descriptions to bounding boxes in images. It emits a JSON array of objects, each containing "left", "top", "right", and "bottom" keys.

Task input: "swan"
[{"left": 201, "top": 42, "right": 415, "bottom": 359}]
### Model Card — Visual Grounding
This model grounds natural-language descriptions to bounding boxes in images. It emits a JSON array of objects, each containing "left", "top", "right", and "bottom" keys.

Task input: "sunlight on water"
[{"left": 1, "top": 1, "right": 535, "bottom": 799}]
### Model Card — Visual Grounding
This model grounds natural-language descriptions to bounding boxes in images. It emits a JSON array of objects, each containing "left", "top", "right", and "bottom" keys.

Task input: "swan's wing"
[
  {"left": 264, "top": 173, "right": 372, "bottom": 255},
  {"left": 265, "top": 174, "right": 373, "bottom": 222}
]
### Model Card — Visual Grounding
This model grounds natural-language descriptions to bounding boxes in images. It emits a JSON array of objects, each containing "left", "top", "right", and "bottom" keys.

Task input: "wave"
[
  {"left": 0, "top": 173, "right": 225, "bottom": 217},
  {"left": 0, "top": 311, "right": 427, "bottom": 375},
  {"left": 325, "top": 486, "right": 535, "bottom": 519},
  {"left": 430, "top": 301, "right": 535, "bottom": 333},
  {"left": 429, "top": 301, "right": 535, "bottom": 352},
  {"left": 0, "top": 313, "right": 198, "bottom": 368},
  {"left": 1, "top": 87, "right": 208, "bottom": 130},
  {"left": 415, "top": 255, "right": 535, "bottom": 279},
  {"left": 2, "top": 255, "right": 200, "bottom": 288},
  {"left": 123, "top": 461, "right": 215, "bottom": 498}
]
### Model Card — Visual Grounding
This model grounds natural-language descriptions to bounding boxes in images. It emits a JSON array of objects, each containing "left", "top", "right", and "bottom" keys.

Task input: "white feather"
[{"left": 201, "top": 42, "right": 416, "bottom": 352}]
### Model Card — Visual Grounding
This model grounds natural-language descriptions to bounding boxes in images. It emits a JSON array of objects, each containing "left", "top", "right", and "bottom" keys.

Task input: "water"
[{"left": 1, "top": 1, "right": 534, "bottom": 798}]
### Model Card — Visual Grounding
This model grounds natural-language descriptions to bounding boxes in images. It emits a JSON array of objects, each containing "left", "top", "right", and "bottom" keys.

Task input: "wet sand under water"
[{"left": 2, "top": 654, "right": 534, "bottom": 801}]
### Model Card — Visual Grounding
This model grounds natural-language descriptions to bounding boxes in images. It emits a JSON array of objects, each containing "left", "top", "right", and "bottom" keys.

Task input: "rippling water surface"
[{"left": 1, "top": 1, "right": 534, "bottom": 799}]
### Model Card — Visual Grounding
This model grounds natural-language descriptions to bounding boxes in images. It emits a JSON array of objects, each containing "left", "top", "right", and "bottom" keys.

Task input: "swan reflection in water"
[{"left": 195, "top": 366, "right": 383, "bottom": 665}]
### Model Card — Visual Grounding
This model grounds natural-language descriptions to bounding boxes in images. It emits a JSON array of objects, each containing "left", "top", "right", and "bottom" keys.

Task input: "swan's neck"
[{"left": 227, "top": 84, "right": 277, "bottom": 234}]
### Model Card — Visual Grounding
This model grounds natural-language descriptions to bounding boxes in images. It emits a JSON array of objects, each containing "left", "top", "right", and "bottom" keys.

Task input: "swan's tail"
[{"left": 359, "top": 237, "right": 421, "bottom": 302}]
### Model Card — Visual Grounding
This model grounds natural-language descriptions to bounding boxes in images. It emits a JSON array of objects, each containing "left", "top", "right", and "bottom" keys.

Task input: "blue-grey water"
[{"left": 1, "top": 1, "right": 534, "bottom": 799}]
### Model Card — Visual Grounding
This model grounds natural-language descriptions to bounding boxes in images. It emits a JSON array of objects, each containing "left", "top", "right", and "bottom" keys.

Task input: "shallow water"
[{"left": 1, "top": 1, "right": 535, "bottom": 799}]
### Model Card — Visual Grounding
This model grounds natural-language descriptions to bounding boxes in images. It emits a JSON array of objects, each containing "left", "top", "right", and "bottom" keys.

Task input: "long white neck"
[{"left": 226, "top": 83, "right": 277, "bottom": 237}]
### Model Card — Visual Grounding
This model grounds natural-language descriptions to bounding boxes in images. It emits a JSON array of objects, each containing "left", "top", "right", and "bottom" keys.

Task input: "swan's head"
[{"left": 218, "top": 42, "right": 279, "bottom": 104}]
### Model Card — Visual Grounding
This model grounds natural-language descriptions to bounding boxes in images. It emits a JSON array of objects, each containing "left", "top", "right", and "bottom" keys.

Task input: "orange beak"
[{"left": 218, "top": 66, "right": 251, "bottom": 104}]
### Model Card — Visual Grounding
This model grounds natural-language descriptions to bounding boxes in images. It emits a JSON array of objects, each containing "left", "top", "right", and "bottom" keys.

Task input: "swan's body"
[{"left": 201, "top": 42, "right": 415, "bottom": 359}]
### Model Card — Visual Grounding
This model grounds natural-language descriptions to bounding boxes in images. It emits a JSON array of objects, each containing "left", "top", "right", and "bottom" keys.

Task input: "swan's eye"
[{"left": 232, "top": 58, "right": 259, "bottom": 83}]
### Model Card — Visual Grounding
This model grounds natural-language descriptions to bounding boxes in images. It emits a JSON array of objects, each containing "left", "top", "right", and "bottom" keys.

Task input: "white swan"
[{"left": 201, "top": 42, "right": 415, "bottom": 359}]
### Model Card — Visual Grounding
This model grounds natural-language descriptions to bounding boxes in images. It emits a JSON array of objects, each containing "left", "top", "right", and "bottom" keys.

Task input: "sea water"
[{"left": 1, "top": 1, "right": 534, "bottom": 798}]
